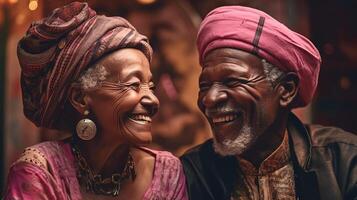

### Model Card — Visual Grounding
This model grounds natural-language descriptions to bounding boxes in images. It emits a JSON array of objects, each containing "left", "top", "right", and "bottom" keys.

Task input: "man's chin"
[
  {"left": 213, "top": 140, "right": 246, "bottom": 156},
  {"left": 212, "top": 125, "right": 254, "bottom": 156}
]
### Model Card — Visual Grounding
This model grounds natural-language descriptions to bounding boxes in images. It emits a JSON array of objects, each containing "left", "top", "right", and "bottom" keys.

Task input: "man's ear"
[
  {"left": 276, "top": 72, "right": 299, "bottom": 108},
  {"left": 68, "top": 86, "right": 88, "bottom": 114}
]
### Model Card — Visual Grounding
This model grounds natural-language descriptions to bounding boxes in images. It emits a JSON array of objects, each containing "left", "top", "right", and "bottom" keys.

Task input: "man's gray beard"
[{"left": 213, "top": 125, "right": 254, "bottom": 156}]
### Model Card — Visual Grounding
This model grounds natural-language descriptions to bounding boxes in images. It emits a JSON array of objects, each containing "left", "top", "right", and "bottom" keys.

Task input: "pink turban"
[
  {"left": 18, "top": 2, "right": 152, "bottom": 128},
  {"left": 197, "top": 6, "right": 321, "bottom": 108}
]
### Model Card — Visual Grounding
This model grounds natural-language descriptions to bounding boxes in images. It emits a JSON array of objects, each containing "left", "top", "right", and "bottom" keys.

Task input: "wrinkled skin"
[
  {"left": 83, "top": 49, "right": 159, "bottom": 147},
  {"left": 198, "top": 48, "right": 289, "bottom": 165},
  {"left": 69, "top": 48, "right": 159, "bottom": 199}
]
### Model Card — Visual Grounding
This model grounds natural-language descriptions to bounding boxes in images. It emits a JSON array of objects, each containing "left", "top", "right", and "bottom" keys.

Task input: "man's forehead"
[
  {"left": 201, "top": 48, "right": 264, "bottom": 75},
  {"left": 203, "top": 48, "right": 259, "bottom": 65},
  {"left": 204, "top": 48, "right": 246, "bottom": 59},
  {"left": 201, "top": 63, "right": 248, "bottom": 74},
  {"left": 199, "top": 62, "right": 260, "bottom": 82}
]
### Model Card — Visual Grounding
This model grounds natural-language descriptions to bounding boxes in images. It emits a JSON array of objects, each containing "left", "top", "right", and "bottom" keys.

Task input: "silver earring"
[{"left": 76, "top": 110, "right": 96, "bottom": 141}]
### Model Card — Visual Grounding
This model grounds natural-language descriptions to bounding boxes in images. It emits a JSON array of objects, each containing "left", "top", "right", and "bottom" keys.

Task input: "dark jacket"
[{"left": 180, "top": 113, "right": 357, "bottom": 200}]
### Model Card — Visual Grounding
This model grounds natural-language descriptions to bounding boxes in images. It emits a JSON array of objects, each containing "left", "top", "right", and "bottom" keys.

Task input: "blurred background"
[{"left": 1, "top": 0, "right": 356, "bottom": 194}]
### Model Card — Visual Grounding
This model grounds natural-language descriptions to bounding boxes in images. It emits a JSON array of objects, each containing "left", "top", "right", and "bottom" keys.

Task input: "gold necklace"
[{"left": 71, "top": 144, "right": 136, "bottom": 196}]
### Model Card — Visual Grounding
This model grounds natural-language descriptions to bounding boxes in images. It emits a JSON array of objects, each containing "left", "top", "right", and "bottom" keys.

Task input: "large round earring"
[{"left": 76, "top": 110, "right": 97, "bottom": 141}]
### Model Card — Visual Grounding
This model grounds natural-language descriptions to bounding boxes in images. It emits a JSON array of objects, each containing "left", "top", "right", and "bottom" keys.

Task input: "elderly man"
[{"left": 180, "top": 6, "right": 357, "bottom": 200}]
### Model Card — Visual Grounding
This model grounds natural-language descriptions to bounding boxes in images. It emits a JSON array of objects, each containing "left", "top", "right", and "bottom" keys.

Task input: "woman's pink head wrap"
[{"left": 18, "top": 2, "right": 152, "bottom": 128}]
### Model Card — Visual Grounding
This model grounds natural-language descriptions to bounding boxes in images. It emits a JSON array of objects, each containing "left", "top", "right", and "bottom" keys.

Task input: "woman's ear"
[
  {"left": 276, "top": 72, "right": 299, "bottom": 108},
  {"left": 68, "top": 86, "right": 88, "bottom": 114}
]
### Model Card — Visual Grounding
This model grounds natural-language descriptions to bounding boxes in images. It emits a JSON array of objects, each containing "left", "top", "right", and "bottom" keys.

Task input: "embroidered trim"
[{"left": 15, "top": 147, "right": 48, "bottom": 170}]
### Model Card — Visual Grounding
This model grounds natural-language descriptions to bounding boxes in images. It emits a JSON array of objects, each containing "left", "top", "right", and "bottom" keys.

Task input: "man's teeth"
[
  {"left": 212, "top": 114, "right": 237, "bottom": 123},
  {"left": 131, "top": 115, "right": 152, "bottom": 122}
]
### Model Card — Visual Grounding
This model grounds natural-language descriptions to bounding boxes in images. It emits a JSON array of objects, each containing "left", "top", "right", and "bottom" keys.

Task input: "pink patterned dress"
[{"left": 4, "top": 141, "right": 188, "bottom": 200}]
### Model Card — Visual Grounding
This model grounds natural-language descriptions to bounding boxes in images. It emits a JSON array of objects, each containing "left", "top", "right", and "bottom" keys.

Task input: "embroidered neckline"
[{"left": 237, "top": 131, "right": 291, "bottom": 175}]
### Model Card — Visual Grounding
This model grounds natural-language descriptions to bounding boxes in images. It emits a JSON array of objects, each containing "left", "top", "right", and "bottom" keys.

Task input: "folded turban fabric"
[
  {"left": 197, "top": 6, "right": 321, "bottom": 108},
  {"left": 18, "top": 2, "right": 152, "bottom": 128}
]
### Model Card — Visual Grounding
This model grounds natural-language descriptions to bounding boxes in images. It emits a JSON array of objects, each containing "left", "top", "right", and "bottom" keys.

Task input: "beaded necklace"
[{"left": 71, "top": 144, "right": 136, "bottom": 196}]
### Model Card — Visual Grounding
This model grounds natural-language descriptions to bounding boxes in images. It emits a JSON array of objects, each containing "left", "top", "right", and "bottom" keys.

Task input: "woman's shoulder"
[
  {"left": 139, "top": 147, "right": 180, "bottom": 163},
  {"left": 12, "top": 140, "right": 72, "bottom": 170},
  {"left": 6, "top": 140, "right": 80, "bottom": 199},
  {"left": 149, "top": 149, "right": 183, "bottom": 174},
  {"left": 142, "top": 148, "right": 188, "bottom": 200},
  {"left": 156, "top": 150, "right": 181, "bottom": 163}
]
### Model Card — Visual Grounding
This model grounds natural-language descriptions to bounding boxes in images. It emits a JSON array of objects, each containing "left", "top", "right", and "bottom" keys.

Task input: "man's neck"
[{"left": 238, "top": 113, "right": 289, "bottom": 168}]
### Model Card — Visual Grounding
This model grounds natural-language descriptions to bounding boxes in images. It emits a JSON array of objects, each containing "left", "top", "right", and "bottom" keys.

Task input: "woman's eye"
[
  {"left": 149, "top": 82, "right": 156, "bottom": 91},
  {"left": 129, "top": 82, "right": 140, "bottom": 90}
]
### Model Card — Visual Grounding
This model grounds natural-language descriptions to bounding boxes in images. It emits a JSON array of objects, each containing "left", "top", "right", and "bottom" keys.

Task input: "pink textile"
[
  {"left": 4, "top": 141, "right": 188, "bottom": 200},
  {"left": 197, "top": 6, "right": 321, "bottom": 108},
  {"left": 18, "top": 2, "right": 152, "bottom": 129}
]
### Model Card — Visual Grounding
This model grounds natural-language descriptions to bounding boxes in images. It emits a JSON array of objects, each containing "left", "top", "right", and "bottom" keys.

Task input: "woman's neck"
[{"left": 75, "top": 136, "right": 131, "bottom": 177}]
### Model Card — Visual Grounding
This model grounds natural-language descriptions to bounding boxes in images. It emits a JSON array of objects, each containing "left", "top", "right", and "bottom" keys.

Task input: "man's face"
[{"left": 198, "top": 48, "right": 280, "bottom": 156}]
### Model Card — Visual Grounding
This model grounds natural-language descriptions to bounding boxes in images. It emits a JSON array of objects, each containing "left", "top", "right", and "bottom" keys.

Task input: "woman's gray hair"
[
  {"left": 262, "top": 59, "right": 285, "bottom": 86},
  {"left": 76, "top": 64, "right": 109, "bottom": 90}
]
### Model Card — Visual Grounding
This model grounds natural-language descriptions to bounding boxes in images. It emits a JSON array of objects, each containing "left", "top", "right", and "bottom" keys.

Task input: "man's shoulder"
[
  {"left": 180, "top": 139, "right": 223, "bottom": 165},
  {"left": 180, "top": 139, "right": 237, "bottom": 200},
  {"left": 180, "top": 138, "right": 236, "bottom": 170},
  {"left": 180, "top": 139, "right": 215, "bottom": 161},
  {"left": 305, "top": 125, "right": 357, "bottom": 199},
  {"left": 306, "top": 124, "right": 357, "bottom": 147}
]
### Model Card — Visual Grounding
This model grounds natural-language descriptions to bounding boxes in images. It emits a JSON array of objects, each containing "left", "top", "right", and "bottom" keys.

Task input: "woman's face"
[{"left": 84, "top": 48, "right": 159, "bottom": 146}]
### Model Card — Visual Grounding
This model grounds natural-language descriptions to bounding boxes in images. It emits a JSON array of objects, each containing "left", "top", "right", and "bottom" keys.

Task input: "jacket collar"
[{"left": 287, "top": 112, "right": 312, "bottom": 171}]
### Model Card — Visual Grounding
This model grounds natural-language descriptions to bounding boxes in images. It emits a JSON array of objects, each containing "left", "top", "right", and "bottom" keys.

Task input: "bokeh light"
[
  {"left": 28, "top": 0, "right": 38, "bottom": 11},
  {"left": 137, "top": 0, "right": 156, "bottom": 5}
]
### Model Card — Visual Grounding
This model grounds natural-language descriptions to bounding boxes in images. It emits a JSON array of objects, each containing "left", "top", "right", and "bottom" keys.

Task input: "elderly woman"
[{"left": 4, "top": 2, "right": 187, "bottom": 200}]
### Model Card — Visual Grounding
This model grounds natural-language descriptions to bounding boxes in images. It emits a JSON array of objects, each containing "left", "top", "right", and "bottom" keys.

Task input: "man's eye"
[
  {"left": 224, "top": 78, "right": 248, "bottom": 87},
  {"left": 199, "top": 82, "right": 210, "bottom": 91}
]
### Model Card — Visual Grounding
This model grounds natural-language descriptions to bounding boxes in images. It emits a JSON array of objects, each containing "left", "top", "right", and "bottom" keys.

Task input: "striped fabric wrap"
[{"left": 17, "top": 2, "right": 152, "bottom": 129}]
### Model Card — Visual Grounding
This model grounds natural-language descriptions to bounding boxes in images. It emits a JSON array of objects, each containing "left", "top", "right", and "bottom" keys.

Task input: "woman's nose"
[{"left": 141, "top": 90, "right": 159, "bottom": 116}]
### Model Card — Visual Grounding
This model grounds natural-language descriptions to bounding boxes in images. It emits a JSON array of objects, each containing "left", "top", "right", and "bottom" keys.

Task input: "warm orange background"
[{"left": 1, "top": 0, "right": 356, "bottom": 193}]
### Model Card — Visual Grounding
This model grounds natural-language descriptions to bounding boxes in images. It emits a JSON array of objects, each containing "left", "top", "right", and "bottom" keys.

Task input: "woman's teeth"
[{"left": 130, "top": 114, "right": 152, "bottom": 123}]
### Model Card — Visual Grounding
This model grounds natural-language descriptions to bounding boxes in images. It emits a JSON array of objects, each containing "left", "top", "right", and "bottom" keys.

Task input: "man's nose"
[{"left": 202, "top": 85, "right": 227, "bottom": 108}]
